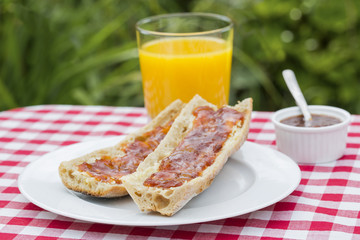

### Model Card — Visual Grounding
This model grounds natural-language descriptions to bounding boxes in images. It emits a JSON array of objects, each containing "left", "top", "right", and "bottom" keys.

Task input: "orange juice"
[{"left": 139, "top": 37, "right": 232, "bottom": 118}]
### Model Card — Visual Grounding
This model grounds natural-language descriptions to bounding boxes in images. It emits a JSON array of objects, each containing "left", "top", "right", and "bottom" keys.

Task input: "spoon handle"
[{"left": 282, "top": 69, "right": 312, "bottom": 122}]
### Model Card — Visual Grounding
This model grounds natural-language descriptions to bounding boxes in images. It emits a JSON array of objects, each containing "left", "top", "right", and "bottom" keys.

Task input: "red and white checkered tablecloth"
[{"left": 1, "top": 104, "right": 360, "bottom": 240}]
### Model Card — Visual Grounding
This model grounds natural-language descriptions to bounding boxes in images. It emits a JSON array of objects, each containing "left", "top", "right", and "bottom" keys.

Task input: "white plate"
[{"left": 18, "top": 137, "right": 301, "bottom": 226}]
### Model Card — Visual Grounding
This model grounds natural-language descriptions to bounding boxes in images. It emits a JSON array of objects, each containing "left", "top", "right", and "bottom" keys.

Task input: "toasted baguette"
[
  {"left": 122, "top": 95, "right": 252, "bottom": 216},
  {"left": 58, "top": 99, "right": 184, "bottom": 198}
]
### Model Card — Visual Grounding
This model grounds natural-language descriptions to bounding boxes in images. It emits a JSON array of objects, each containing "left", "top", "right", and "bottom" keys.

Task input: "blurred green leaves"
[
  {"left": 1, "top": 0, "right": 360, "bottom": 113},
  {"left": 0, "top": 0, "right": 153, "bottom": 109}
]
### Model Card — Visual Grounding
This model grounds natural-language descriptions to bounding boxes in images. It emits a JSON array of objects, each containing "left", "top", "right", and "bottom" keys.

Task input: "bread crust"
[
  {"left": 58, "top": 100, "right": 184, "bottom": 198},
  {"left": 122, "top": 95, "right": 253, "bottom": 216}
]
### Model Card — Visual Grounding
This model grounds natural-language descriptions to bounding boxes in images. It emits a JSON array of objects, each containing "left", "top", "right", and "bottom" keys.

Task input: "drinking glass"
[{"left": 136, "top": 13, "right": 233, "bottom": 118}]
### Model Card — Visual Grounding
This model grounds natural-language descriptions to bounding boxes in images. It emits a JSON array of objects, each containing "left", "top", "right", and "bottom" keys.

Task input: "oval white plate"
[{"left": 18, "top": 137, "right": 301, "bottom": 226}]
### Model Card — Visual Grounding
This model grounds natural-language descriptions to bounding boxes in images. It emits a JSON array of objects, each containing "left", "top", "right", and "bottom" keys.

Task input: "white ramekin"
[{"left": 271, "top": 105, "right": 351, "bottom": 164}]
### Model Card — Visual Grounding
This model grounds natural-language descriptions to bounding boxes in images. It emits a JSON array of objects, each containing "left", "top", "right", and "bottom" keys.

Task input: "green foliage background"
[{"left": 1, "top": 0, "right": 360, "bottom": 113}]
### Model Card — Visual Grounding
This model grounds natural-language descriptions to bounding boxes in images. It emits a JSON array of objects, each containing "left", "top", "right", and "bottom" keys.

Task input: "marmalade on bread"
[
  {"left": 77, "top": 120, "right": 173, "bottom": 184},
  {"left": 143, "top": 106, "right": 244, "bottom": 188}
]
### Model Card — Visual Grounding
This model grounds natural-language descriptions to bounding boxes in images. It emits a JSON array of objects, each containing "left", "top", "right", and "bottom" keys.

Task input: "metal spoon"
[{"left": 282, "top": 69, "right": 312, "bottom": 127}]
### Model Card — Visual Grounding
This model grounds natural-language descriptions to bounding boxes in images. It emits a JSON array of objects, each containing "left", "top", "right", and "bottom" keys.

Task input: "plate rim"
[{"left": 18, "top": 138, "right": 301, "bottom": 226}]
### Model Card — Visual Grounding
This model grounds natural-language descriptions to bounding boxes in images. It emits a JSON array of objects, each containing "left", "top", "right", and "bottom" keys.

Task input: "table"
[{"left": 1, "top": 104, "right": 360, "bottom": 239}]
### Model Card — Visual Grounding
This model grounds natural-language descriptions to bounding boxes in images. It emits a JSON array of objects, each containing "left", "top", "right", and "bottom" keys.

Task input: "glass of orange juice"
[{"left": 136, "top": 13, "right": 233, "bottom": 118}]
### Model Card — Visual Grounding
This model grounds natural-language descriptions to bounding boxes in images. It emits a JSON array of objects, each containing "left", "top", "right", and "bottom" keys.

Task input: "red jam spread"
[
  {"left": 280, "top": 114, "right": 341, "bottom": 127},
  {"left": 78, "top": 120, "right": 173, "bottom": 184},
  {"left": 143, "top": 106, "right": 244, "bottom": 189}
]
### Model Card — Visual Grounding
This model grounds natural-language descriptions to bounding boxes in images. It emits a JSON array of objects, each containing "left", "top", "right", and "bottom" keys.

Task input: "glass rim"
[{"left": 136, "top": 12, "right": 233, "bottom": 37}]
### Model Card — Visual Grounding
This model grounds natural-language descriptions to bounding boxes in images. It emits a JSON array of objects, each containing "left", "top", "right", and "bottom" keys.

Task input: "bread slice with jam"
[
  {"left": 58, "top": 99, "right": 184, "bottom": 197},
  {"left": 122, "top": 95, "right": 252, "bottom": 216}
]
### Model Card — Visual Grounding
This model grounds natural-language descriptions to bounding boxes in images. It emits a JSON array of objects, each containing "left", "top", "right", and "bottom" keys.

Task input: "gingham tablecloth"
[{"left": 1, "top": 105, "right": 360, "bottom": 240}]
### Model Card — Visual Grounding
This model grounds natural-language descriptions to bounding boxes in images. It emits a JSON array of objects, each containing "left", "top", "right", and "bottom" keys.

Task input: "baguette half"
[
  {"left": 122, "top": 95, "right": 252, "bottom": 216},
  {"left": 58, "top": 99, "right": 184, "bottom": 198}
]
